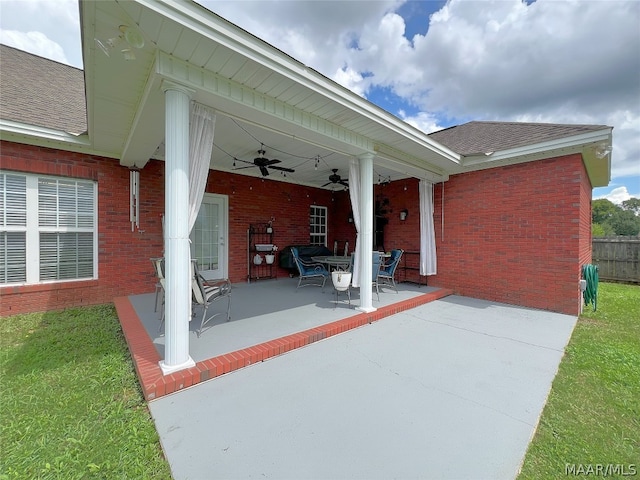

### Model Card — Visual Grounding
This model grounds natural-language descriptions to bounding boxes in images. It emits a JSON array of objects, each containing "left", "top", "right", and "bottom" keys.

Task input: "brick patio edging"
[{"left": 114, "top": 288, "right": 453, "bottom": 401}]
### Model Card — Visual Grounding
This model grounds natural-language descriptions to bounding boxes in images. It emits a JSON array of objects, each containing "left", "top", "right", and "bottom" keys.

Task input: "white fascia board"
[
  {"left": 0, "top": 120, "right": 116, "bottom": 158},
  {"left": 379, "top": 156, "right": 449, "bottom": 184},
  {"left": 461, "top": 128, "right": 613, "bottom": 168},
  {"left": 139, "top": 0, "right": 459, "bottom": 163},
  {"left": 373, "top": 143, "right": 450, "bottom": 181}
]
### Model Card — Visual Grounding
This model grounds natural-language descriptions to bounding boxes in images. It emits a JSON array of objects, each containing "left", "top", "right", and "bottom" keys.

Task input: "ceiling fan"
[
  {"left": 233, "top": 146, "right": 295, "bottom": 177},
  {"left": 322, "top": 169, "right": 349, "bottom": 188}
]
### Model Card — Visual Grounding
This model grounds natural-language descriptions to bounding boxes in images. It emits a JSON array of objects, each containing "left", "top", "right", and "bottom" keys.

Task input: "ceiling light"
[{"left": 121, "top": 25, "right": 145, "bottom": 49}]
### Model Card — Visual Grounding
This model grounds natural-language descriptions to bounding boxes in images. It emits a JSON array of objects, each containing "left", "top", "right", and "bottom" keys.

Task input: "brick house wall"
[
  {"left": 0, "top": 141, "right": 333, "bottom": 315},
  {"left": 1, "top": 141, "right": 592, "bottom": 316},
  {"left": 426, "top": 154, "right": 591, "bottom": 315}
]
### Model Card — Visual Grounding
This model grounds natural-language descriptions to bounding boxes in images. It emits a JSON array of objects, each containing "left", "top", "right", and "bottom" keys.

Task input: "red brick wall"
[
  {"left": 0, "top": 141, "right": 334, "bottom": 315},
  {"left": 427, "top": 154, "right": 590, "bottom": 315},
  {"left": 1, "top": 141, "right": 165, "bottom": 315},
  {"left": 1, "top": 140, "right": 592, "bottom": 316},
  {"left": 200, "top": 170, "right": 333, "bottom": 281}
]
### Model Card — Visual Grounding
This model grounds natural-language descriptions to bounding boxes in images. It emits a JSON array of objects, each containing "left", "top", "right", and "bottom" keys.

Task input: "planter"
[
  {"left": 332, "top": 271, "right": 352, "bottom": 291},
  {"left": 253, "top": 254, "right": 263, "bottom": 265},
  {"left": 265, "top": 254, "right": 275, "bottom": 264}
]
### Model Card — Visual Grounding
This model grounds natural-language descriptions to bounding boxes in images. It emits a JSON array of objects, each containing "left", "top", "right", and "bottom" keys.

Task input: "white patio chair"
[
  {"left": 191, "top": 261, "right": 232, "bottom": 337},
  {"left": 151, "top": 257, "right": 166, "bottom": 332}
]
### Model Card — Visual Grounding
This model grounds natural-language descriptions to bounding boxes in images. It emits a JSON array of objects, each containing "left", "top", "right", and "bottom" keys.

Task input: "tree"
[
  {"left": 610, "top": 209, "right": 640, "bottom": 236},
  {"left": 591, "top": 197, "right": 640, "bottom": 236},
  {"left": 621, "top": 198, "right": 640, "bottom": 216},
  {"left": 592, "top": 199, "right": 618, "bottom": 224}
]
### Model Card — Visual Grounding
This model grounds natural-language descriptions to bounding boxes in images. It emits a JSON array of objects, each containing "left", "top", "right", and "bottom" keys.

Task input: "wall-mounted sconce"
[
  {"left": 130, "top": 168, "right": 140, "bottom": 231},
  {"left": 400, "top": 209, "right": 408, "bottom": 221}
]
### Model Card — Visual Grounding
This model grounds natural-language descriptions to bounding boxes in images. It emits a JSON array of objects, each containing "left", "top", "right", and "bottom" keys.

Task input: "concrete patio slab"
[
  {"left": 149, "top": 295, "right": 577, "bottom": 480},
  {"left": 117, "top": 278, "right": 450, "bottom": 400},
  {"left": 129, "top": 276, "right": 438, "bottom": 362}
]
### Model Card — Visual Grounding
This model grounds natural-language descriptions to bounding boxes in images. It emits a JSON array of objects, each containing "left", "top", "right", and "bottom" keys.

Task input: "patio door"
[{"left": 190, "top": 194, "right": 228, "bottom": 280}]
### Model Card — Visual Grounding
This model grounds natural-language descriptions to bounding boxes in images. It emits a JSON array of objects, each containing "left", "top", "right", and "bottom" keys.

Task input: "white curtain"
[
  {"left": 188, "top": 102, "right": 216, "bottom": 233},
  {"left": 419, "top": 179, "right": 437, "bottom": 275},
  {"left": 348, "top": 158, "right": 361, "bottom": 287}
]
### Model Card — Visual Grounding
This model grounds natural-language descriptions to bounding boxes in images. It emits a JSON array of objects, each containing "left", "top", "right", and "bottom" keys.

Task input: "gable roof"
[
  {"left": 430, "top": 121, "right": 610, "bottom": 156},
  {"left": 0, "top": 44, "right": 87, "bottom": 135}
]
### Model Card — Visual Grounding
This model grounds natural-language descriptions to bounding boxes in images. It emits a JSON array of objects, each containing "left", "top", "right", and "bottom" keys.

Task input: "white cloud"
[
  {"left": 397, "top": 111, "right": 443, "bottom": 134},
  {"left": 2, "top": 0, "right": 638, "bottom": 196},
  {"left": 0, "top": 0, "right": 81, "bottom": 67},
  {"left": 0, "top": 30, "right": 68, "bottom": 64},
  {"left": 595, "top": 186, "right": 632, "bottom": 204}
]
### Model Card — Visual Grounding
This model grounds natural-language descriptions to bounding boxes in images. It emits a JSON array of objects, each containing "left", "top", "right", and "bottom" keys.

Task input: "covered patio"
[{"left": 115, "top": 279, "right": 452, "bottom": 400}]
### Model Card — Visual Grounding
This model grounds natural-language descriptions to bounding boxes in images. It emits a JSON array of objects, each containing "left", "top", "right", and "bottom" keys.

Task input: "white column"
[
  {"left": 357, "top": 152, "right": 376, "bottom": 313},
  {"left": 159, "top": 81, "right": 196, "bottom": 375}
]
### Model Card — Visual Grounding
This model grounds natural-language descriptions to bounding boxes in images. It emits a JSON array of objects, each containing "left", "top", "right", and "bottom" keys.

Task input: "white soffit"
[{"left": 99, "top": 0, "right": 460, "bottom": 176}]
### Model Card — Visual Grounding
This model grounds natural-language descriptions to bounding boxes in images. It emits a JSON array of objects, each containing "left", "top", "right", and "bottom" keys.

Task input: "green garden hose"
[{"left": 582, "top": 264, "right": 599, "bottom": 311}]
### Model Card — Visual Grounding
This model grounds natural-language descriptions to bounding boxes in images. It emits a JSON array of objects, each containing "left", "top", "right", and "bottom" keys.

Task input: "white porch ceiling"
[{"left": 80, "top": 0, "right": 461, "bottom": 190}]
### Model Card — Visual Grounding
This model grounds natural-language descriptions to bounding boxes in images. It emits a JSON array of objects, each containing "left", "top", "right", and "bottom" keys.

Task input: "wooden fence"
[{"left": 592, "top": 236, "right": 640, "bottom": 284}]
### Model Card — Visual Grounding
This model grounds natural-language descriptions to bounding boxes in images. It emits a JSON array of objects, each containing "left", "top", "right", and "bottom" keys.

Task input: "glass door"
[{"left": 190, "top": 194, "right": 228, "bottom": 280}]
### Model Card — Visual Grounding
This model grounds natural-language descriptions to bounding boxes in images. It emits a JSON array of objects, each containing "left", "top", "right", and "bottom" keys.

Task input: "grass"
[
  {"left": 2, "top": 284, "right": 637, "bottom": 479},
  {"left": 518, "top": 282, "right": 640, "bottom": 479},
  {"left": 0, "top": 304, "right": 171, "bottom": 480}
]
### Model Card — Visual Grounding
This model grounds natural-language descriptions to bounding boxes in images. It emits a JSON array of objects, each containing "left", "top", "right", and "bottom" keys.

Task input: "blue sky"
[{"left": 1, "top": 0, "right": 638, "bottom": 203}]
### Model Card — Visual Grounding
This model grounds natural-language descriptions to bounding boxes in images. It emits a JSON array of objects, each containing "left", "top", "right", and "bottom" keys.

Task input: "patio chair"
[
  {"left": 372, "top": 251, "right": 383, "bottom": 301},
  {"left": 151, "top": 257, "right": 166, "bottom": 331},
  {"left": 191, "top": 261, "right": 232, "bottom": 337},
  {"left": 291, "top": 246, "right": 329, "bottom": 290},
  {"left": 377, "top": 249, "right": 404, "bottom": 293}
]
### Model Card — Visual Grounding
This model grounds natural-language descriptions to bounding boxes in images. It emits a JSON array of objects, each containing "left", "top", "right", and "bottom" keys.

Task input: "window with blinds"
[
  {"left": 309, "top": 205, "right": 327, "bottom": 246},
  {"left": 0, "top": 171, "right": 97, "bottom": 285}
]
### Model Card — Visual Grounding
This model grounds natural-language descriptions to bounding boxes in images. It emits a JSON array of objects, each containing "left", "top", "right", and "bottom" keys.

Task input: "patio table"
[{"left": 311, "top": 255, "right": 352, "bottom": 271}]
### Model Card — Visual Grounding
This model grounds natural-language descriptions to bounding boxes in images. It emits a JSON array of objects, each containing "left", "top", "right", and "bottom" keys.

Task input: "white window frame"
[
  {"left": 0, "top": 171, "right": 98, "bottom": 286},
  {"left": 309, "top": 205, "right": 328, "bottom": 246}
]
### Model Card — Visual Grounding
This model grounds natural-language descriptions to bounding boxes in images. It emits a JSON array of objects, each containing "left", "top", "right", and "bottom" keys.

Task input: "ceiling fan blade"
[
  {"left": 233, "top": 165, "right": 256, "bottom": 170},
  {"left": 339, "top": 180, "right": 349, "bottom": 187},
  {"left": 269, "top": 165, "right": 295, "bottom": 173},
  {"left": 234, "top": 158, "right": 254, "bottom": 166},
  {"left": 265, "top": 159, "right": 281, "bottom": 165},
  {"left": 321, "top": 181, "right": 331, "bottom": 187},
  {"left": 259, "top": 166, "right": 269, "bottom": 176}
]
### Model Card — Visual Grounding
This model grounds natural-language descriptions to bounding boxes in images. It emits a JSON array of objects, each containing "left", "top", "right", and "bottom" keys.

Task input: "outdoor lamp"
[{"left": 400, "top": 209, "right": 408, "bottom": 221}]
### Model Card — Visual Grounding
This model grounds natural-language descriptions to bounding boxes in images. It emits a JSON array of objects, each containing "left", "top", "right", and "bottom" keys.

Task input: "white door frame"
[{"left": 190, "top": 193, "right": 228, "bottom": 280}]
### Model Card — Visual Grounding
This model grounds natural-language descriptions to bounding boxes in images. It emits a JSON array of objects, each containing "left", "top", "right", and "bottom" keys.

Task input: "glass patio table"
[{"left": 311, "top": 255, "right": 352, "bottom": 271}]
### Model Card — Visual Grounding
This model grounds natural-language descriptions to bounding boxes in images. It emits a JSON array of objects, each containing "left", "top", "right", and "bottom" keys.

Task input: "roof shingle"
[
  {"left": 429, "top": 120, "right": 609, "bottom": 156},
  {"left": 0, "top": 44, "right": 87, "bottom": 135}
]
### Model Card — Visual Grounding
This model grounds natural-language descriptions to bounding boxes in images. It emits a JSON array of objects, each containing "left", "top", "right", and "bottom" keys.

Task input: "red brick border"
[{"left": 115, "top": 288, "right": 453, "bottom": 401}]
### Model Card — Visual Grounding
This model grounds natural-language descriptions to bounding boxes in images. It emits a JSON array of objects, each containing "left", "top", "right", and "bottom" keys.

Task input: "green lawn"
[
  {"left": 0, "top": 305, "right": 171, "bottom": 479},
  {"left": 2, "top": 283, "right": 637, "bottom": 479},
  {"left": 518, "top": 282, "right": 640, "bottom": 479}
]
